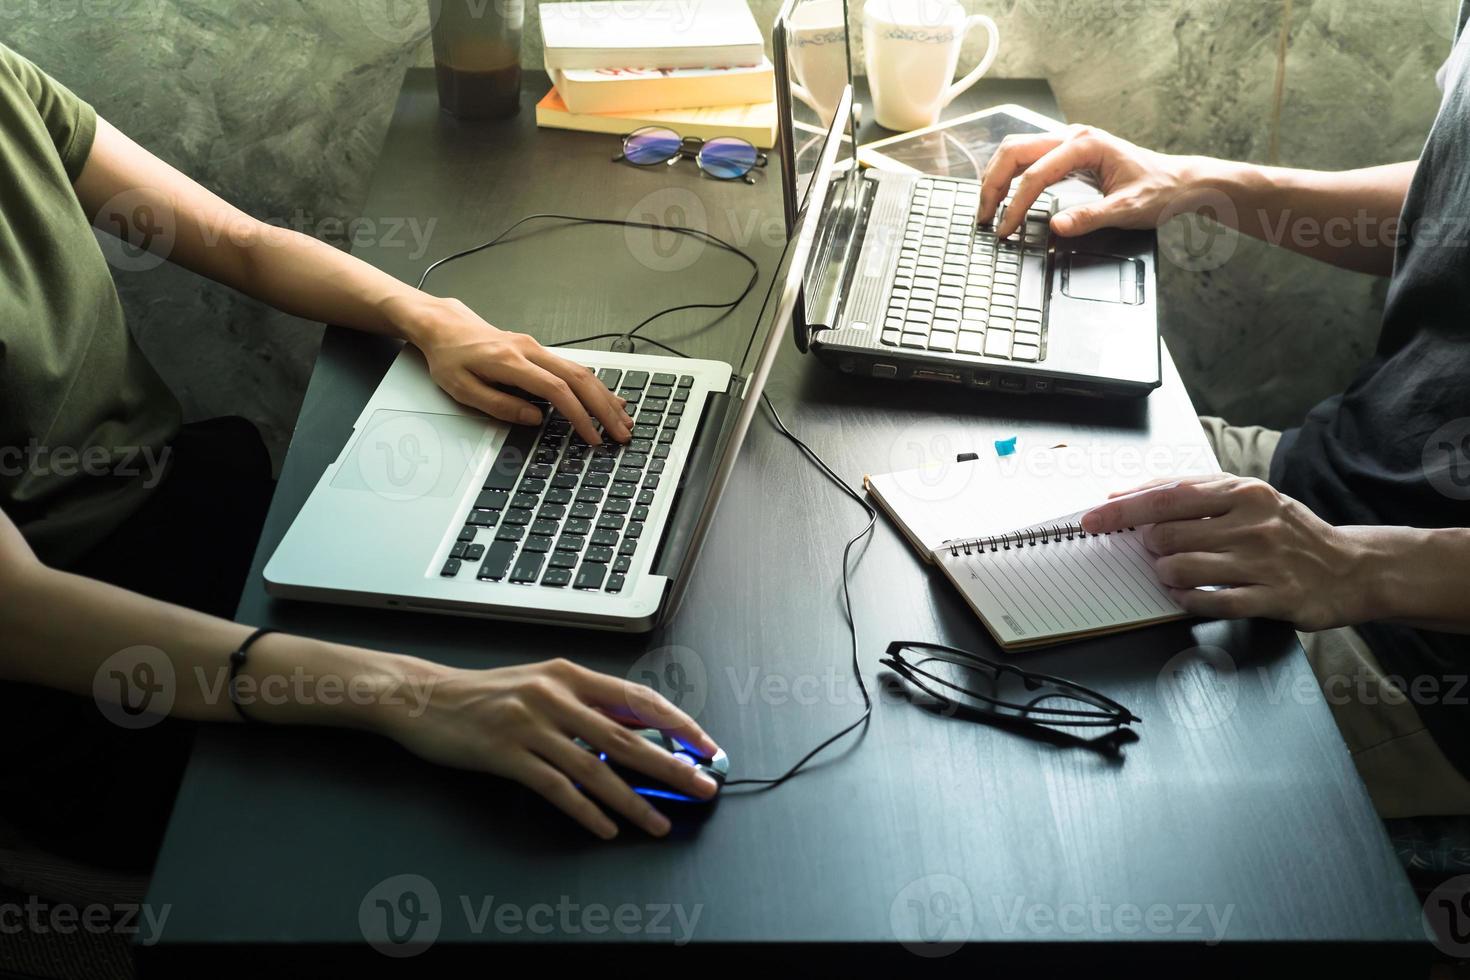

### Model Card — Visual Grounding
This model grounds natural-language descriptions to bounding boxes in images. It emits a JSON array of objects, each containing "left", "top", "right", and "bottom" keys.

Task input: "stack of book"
[{"left": 536, "top": 0, "right": 777, "bottom": 148}]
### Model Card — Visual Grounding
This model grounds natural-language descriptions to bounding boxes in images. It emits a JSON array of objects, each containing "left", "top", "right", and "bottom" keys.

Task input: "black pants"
[{"left": 0, "top": 418, "right": 276, "bottom": 873}]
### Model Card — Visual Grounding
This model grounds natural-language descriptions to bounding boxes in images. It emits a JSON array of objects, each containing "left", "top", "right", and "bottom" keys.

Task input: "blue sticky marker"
[{"left": 995, "top": 436, "right": 1018, "bottom": 457}]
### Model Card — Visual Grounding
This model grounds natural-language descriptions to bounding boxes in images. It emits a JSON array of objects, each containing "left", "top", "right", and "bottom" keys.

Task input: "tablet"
[{"left": 856, "top": 103, "right": 1064, "bottom": 180}]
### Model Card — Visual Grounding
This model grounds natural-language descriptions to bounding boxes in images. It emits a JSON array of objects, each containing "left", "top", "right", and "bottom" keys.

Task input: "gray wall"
[{"left": 5, "top": 0, "right": 1460, "bottom": 466}]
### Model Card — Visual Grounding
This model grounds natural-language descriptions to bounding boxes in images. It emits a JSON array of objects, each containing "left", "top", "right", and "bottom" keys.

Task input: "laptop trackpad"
[
  {"left": 1062, "top": 252, "right": 1145, "bottom": 305},
  {"left": 330, "top": 409, "right": 492, "bottom": 501}
]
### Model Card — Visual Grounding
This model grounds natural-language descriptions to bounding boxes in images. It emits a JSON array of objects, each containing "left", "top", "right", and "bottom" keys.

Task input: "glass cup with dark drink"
[{"left": 430, "top": 0, "right": 524, "bottom": 120}]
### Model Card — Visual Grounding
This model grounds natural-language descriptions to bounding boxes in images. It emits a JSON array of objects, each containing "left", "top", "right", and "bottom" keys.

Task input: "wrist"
[
  {"left": 380, "top": 291, "right": 449, "bottom": 349},
  {"left": 1333, "top": 524, "right": 1440, "bottom": 626},
  {"left": 241, "top": 635, "right": 448, "bottom": 735}
]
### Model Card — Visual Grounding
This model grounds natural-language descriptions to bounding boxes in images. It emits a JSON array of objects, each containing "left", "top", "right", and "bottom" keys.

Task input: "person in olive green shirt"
[{"left": 0, "top": 41, "right": 720, "bottom": 866}]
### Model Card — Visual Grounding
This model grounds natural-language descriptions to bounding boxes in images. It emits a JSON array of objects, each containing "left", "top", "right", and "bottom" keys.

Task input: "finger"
[
  {"left": 978, "top": 132, "right": 1067, "bottom": 225},
  {"left": 574, "top": 671, "right": 720, "bottom": 758},
  {"left": 1107, "top": 474, "right": 1220, "bottom": 498},
  {"left": 1166, "top": 584, "right": 1275, "bottom": 621},
  {"left": 529, "top": 350, "right": 634, "bottom": 443},
  {"left": 1082, "top": 479, "right": 1235, "bottom": 533},
  {"left": 1141, "top": 514, "right": 1239, "bottom": 556},
  {"left": 565, "top": 706, "right": 719, "bottom": 800},
  {"left": 446, "top": 372, "right": 544, "bottom": 426},
  {"left": 995, "top": 135, "right": 1110, "bottom": 239},
  {"left": 1051, "top": 193, "right": 1134, "bottom": 237},
  {"left": 1153, "top": 551, "right": 1253, "bottom": 590},
  {"left": 504, "top": 752, "right": 619, "bottom": 840},
  {"left": 533, "top": 731, "right": 672, "bottom": 837},
  {"left": 483, "top": 360, "right": 604, "bottom": 446}
]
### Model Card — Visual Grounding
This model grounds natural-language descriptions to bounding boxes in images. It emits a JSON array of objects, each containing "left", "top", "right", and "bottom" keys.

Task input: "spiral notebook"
[{"left": 865, "top": 449, "right": 1198, "bottom": 651}]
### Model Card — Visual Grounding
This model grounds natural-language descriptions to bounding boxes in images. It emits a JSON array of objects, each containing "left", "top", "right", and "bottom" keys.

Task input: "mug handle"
[{"left": 943, "top": 14, "right": 1000, "bottom": 108}]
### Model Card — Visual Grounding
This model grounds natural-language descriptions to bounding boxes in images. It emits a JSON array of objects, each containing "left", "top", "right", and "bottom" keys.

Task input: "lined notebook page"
[{"left": 939, "top": 525, "right": 1185, "bottom": 648}]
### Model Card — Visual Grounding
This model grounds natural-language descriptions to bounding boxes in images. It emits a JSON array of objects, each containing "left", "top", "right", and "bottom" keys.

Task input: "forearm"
[
  {"left": 1192, "top": 158, "right": 1417, "bottom": 276},
  {"left": 0, "top": 561, "right": 437, "bottom": 730},
  {"left": 1345, "top": 525, "right": 1470, "bottom": 632}
]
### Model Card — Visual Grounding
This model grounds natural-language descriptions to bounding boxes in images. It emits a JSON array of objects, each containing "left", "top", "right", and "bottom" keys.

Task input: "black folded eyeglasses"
[
  {"left": 613, "top": 126, "right": 768, "bottom": 184},
  {"left": 881, "top": 641, "right": 1140, "bottom": 729}
]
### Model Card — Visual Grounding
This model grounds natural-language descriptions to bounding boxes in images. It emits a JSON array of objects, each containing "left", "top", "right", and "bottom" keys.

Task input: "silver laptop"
[
  {"left": 263, "top": 87, "right": 851, "bottom": 632},
  {"left": 774, "top": 0, "right": 1161, "bottom": 398}
]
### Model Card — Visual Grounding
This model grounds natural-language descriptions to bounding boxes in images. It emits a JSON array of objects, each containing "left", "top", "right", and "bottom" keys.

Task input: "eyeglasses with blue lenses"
[{"left": 614, "top": 126, "right": 768, "bottom": 184}]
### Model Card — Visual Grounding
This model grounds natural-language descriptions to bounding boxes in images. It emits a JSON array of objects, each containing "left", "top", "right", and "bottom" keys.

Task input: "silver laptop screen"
[{"left": 774, "top": 0, "right": 859, "bottom": 231}]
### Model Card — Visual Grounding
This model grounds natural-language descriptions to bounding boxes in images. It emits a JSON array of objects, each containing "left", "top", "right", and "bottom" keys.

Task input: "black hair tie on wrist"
[{"left": 229, "top": 628, "right": 277, "bottom": 723}]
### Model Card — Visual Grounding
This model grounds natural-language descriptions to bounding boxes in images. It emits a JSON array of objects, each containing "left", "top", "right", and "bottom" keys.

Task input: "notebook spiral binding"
[{"left": 943, "top": 522, "right": 1132, "bottom": 558}]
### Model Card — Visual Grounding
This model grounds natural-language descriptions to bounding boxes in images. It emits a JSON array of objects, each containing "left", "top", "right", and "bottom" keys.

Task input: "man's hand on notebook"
[
  {"left": 1079, "top": 474, "right": 1373, "bottom": 632},
  {"left": 401, "top": 295, "right": 634, "bottom": 445},
  {"left": 976, "top": 124, "right": 1204, "bottom": 240}
]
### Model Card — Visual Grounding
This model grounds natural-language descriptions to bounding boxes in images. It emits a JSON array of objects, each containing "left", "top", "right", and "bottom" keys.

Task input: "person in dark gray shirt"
[{"left": 979, "top": 6, "right": 1470, "bottom": 819}]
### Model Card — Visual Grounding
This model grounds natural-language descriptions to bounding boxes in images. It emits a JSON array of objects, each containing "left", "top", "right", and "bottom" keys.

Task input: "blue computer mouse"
[{"left": 575, "top": 728, "right": 728, "bottom": 805}]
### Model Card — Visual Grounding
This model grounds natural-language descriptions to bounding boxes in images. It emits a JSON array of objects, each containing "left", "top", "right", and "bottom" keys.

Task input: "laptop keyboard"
[
  {"left": 437, "top": 369, "right": 695, "bottom": 595},
  {"left": 880, "top": 178, "right": 1053, "bottom": 362}
]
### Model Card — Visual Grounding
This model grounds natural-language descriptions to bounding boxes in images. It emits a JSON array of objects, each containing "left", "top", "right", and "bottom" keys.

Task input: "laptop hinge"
[
  {"left": 651, "top": 391, "right": 734, "bottom": 584},
  {"left": 806, "top": 173, "right": 878, "bottom": 335}
]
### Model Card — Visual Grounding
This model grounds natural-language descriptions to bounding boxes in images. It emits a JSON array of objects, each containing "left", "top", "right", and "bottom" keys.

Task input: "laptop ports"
[
  {"left": 998, "top": 375, "right": 1026, "bottom": 392},
  {"left": 970, "top": 373, "right": 994, "bottom": 388},
  {"left": 913, "top": 368, "right": 963, "bottom": 384}
]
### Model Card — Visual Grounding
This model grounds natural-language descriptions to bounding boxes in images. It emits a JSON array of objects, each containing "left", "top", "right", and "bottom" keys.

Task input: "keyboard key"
[
  {"left": 1012, "top": 343, "right": 1040, "bottom": 362},
  {"left": 677, "top": 375, "right": 694, "bottom": 388},
  {"left": 642, "top": 475, "right": 660, "bottom": 490},
  {"left": 451, "top": 542, "right": 468, "bottom": 559},
  {"left": 441, "top": 558, "right": 462, "bottom": 577},
  {"left": 591, "top": 529, "right": 620, "bottom": 547},
  {"left": 652, "top": 372, "right": 677, "bottom": 386},
  {"left": 464, "top": 544, "right": 485, "bottom": 561},
  {"left": 958, "top": 331, "right": 985, "bottom": 355},
  {"left": 557, "top": 535, "right": 586, "bottom": 552},
  {"left": 583, "top": 472, "right": 610, "bottom": 489},
  {"left": 458, "top": 526, "right": 478, "bottom": 543},
  {"left": 608, "top": 484, "right": 636, "bottom": 500},
  {"left": 929, "top": 331, "right": 957, "bottom": 352},
  {"left": 619, "top": 388, "right": 642, "bottom": 404},
  {"left": 552, "top": 473, "right": 578, "bottom": 490},
  {"left": 478, "top": 541, "right": 517, "bottom": 580},
  {"left": 548, "top": 551, "right": 578, "bottom": 569},
  {"left": 467, "top": 509, "right": 499, "bottom": 527},
  {"left": 637, "top": 489, "right": 656, "bottom": 506},
  {"left": 571, "top": 501, "right": 599, "bottom": 519},
  {"left": 564, "top": 517, "right": 592, "bottom": 536},
  {"left": 985, "top": 330, "right": 1014, "bottom": 358},
  {"left": 546, "top": 488, "right": 573, "bottom": 506},
  {"left": 523, "top": 535, "right": 553, "bottom": 554},
  {"left": 597, "top": 513, "right": 625, "bottom": 530},
  {"left": 482, "top": 425, "right": 538, "bottom": 490},
  {"left": 538, "top": 504, "right": 566, "bottom": 522},
  {"left": 632, "top": 505, "right": 650, "bottom": 521},
  {"left": 574, "top": 563, "right": 608, "bottom": 591},
  {"left": 597, "top": 368, "right": 622, "bottom": 389},
  {"left": 511, "top": 493, "right": 538, "bottom": 511},
  {"left": 495, "top": 525, "right": 525, "bottom": 543},
  {"left": 623, "top": 453, "right": 648, "bottom": 469},
  {"left": 1019, "top": 252, "right": 1047, "bottom": 311},
  {"left": 606, "top": 574, "right": 626, "bottom": 594},
  {"left": 542, "top": 567, "right": 573, "bottom": 587},
  {"left": 619, "top": 538, "right": 638, "bottom": 556},
  {"left": 653, "top": 445, "right": 671, "bottom": 460},
  {"left": 589, "top": 457, "right": 615, "bottom": 473},
  {"left": 625, "top": 522, "right": 644, "bottom": 539},
  {"left": 476, "top": 489, "right": 509, "bottom": 511},
  {"left": 576, "top": 487, "right": 604, "bottom": 504},
  {"left": 613, "top": 556, "right": 632, "bottom": 573},
  {"left": 510, "top": 552, "right": 544, "bottom": 584},
  {"left": 622, "top": 371, "right": 650, "bottom": 390},
  {"left": 646, "top": 385, "right": 673, "bottom": 400},
  {"left": 632, "top": 425, "right": 659, "bottom": 440},
  {"left": 504, "top": 508, "right": 533, "bottom": 526},
  {"left": 586, "top": 545, "right": 615, "bottom": 564},
  {"left": 672, "top": 389, "right": 690, "bottom": 402}
]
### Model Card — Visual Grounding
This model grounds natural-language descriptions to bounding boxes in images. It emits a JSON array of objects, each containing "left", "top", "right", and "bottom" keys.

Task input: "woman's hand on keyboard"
[
  {"left": 378, "top": 657, "right": 721, "bottom": 839},
  {"left": 978, "top": 125, "right": 1208, "bottom": 240},
  {"left": 399, "top": 295, "right": 633, "bottom": 445}
]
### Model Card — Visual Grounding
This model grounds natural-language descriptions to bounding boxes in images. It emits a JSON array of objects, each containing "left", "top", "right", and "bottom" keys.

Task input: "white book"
[
  {"left": 865, "top": 444, "right": 1218, "bottom": 651},
  {"left": 540, "top": 0, "right": 765, "bottom": 71},
  {"left": 551, "top": 60, "right": 774, "bottom": 114}
]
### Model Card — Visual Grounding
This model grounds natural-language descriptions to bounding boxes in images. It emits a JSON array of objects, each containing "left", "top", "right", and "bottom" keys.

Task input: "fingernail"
[{"left": 519, "top": 408, "right": 540, "bottom": 425}]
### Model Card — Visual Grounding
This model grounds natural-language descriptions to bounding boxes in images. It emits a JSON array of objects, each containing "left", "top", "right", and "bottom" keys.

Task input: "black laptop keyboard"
[
  {"left": 880, "top": 178, "right": 1053, "bottom": 362},
  {"left": 437, "top": 369, "right": 695, "bottom": 595}
]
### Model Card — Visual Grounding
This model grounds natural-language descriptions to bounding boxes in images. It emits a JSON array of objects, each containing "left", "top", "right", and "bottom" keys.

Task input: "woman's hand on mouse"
[
  {"left": 388, "top": 294, "right": 634, "bottom": 446},
  {"left": 374, "top": 656, "right": 721, "bottom": 839}
]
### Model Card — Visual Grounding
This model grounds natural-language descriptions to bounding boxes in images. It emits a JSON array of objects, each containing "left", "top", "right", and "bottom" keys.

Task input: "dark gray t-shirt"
[{"left": 1270, "top": 5, "right": 1470, "bottom": 776}]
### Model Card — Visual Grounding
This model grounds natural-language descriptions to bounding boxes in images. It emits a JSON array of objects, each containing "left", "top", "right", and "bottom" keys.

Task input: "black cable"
[
  {"left": 414, "top": 212, "right": 758, "bottom": 354},
  {"left": 414, "top": 210, "right": 874, "bottom": 789},
  {"left": 722, "top": 394, "right": 876, "bottom": 789}
]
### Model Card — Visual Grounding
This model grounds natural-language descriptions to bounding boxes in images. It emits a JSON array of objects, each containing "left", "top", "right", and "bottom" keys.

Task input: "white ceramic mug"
[
  {"left": 863, "top": 0, "right": 1000, "bottom": 132},
  {"left": 787, "top": 0, "right": 852, "bottom": 126}
]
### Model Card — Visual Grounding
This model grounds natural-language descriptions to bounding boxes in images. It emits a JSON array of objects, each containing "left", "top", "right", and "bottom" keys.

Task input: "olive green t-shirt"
[{"left": 0, "top": 43, "right": 180, "bottom": 566}]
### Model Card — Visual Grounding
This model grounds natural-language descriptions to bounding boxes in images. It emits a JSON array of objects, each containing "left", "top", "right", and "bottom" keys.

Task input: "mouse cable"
[
  {"left": 417, "top": 214, "right": 877, "bottom": 786},
  {"left": 555, "top": 229, "right": 877, "bottom": 791}
]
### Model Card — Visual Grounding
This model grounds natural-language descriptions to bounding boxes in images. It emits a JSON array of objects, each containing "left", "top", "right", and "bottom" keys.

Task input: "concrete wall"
[{"left": 4, "top": 0, "right": 1459, "bottom": 465}]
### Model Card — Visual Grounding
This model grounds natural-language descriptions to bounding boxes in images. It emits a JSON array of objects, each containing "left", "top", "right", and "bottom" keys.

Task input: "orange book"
[{"left": 534, "top": 89, "right": 776, "bottom": 149}]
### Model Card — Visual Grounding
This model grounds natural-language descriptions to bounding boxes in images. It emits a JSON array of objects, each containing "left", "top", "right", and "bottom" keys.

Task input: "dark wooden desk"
[{"left": 139, "top": 71, "right": 1425, "bottom": 974}]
